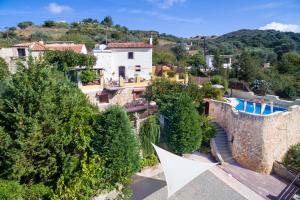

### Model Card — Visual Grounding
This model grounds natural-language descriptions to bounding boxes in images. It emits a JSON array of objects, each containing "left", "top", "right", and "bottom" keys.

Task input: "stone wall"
[
  {"left": 84, "top": 87, "right": 144, "bottom": 111},
  {"left": 209, "top": 100, "right": 300, "bottom": 173}
]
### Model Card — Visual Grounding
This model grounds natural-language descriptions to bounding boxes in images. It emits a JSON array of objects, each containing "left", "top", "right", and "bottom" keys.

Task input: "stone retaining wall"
[{"left": 209, "top": 100, "right": 300, "bottom": 173}]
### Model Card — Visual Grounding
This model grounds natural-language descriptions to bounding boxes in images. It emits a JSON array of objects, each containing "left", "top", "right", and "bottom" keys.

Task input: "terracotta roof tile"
[
  {"left": 13, "top": 42, "right": 85, "bottom": 53},
  {"left": 45, "top": 44, "right": 84, "bottom": 53},
  {"left": 106, "top": 42, "right": 152, "bottom": 49}
]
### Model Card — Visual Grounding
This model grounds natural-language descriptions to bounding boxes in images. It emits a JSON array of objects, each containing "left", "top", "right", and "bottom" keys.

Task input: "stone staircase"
[{"left": 211, "top": 122, "right": 234, "bottom": 164}]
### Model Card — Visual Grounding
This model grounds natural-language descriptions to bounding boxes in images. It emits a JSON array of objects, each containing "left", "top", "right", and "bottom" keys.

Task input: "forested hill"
[
  {"left": 0, "top": 17, "right": 182, "bottom": 50},
  {"left": 201, "top": 29, "right": 300, "bottom": 55}
]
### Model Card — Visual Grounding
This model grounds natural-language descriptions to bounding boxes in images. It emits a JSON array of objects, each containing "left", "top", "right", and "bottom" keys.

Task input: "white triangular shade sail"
[{"left": 153, "top": 144, "right": 217, "bottom": 198}]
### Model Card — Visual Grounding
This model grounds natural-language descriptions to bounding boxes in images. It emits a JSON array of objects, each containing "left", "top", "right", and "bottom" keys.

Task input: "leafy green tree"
[
  {"left": 172, "top": 44, "right": 187, "bottom": 60},
  {"left": 213, "top": 51, "right": 225, "bottom": 76},
  {"left": 17, "top": 21, "right": 33, "bottom": 29},
  {"left": 237, "top": 50, "right": 261, "bottom": 82},
  {"left": 30, "top": 32, "right": 52, "bottom": 41},
  {"left": 101, "top": 16, "right": 113, "bottom": 27},
  {"left": 251, "top": 80, "right": 271, "bottom": 96},
  {"left": 153, "top": 51, "right": 175, "bottom": 65},
  {"left": 188, "top": 52, "right": 205, "bottom": 67},
  {"left": 277, "top": 52, "right": 300, "bottom": 74},
  {"left": 80, "top": 67, "right": 96, "bottom": 84},
  {"left": 0, "top": 62, "right": 107, "bottom": 199},
  {"left": 82, "top": 18, "right": 99, "bottom": 24},
  {"left": 0, "top": 57, "right": 9, "bottom": 80},
  {"left": 145, "top": 79, "right": 203, "bottom": 111},
  {"left": 44, "top": 50, "right": 96, "bottom": 72},
  {"left": 43, "top": 20, "right": 56, "bottom": 27},
  {"left": 139, "top": 115, "right": 160, "bottom": 157},
  {"left": 164, "top": 94, "right": 201, "bottom": 155},
  {"left": 92, "top": 106, "right": 140, "bottom": 187}
]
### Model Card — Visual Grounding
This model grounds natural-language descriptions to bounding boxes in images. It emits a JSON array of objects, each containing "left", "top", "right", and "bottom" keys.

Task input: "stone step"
[{"left": 215, "top": 140, "right": 228, "bottom": 143}]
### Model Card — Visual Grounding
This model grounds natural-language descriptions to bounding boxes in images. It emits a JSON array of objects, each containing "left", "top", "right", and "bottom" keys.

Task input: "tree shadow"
[{"left": 131, "top": 175, "right": 166, "bottom": 200}]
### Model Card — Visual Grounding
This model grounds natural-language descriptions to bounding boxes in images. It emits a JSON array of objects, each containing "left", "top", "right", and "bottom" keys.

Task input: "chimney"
[{"left": 149, "top": 36, "right": 153, "bottom": 45}]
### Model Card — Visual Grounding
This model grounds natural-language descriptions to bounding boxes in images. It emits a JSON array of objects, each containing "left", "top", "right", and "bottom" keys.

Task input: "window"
[
  {"left": 17, "top": 48, "right": 26, "bottom": 57},
  {"left": 99, "top": 94, "right": 109, "bottom": 103},
  {"left": 128, "top": 52, "right": 134, "bottom": 59},
  {"left": 135, "top": 65, "right": 141, "bottom": 72}
]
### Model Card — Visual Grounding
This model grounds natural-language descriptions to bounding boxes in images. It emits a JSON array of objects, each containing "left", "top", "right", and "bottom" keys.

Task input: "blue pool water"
[{"left": 235, "top": 98, "right": 287, "bottom": 115}]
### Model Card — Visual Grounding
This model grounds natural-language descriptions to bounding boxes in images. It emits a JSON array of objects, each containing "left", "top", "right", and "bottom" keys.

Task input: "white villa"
[
  {"left": 92, "top": 40, "right": 153, "bottom": 83},
  {"left": 205, "top": 54, "right": 233, "bottom": 70}
]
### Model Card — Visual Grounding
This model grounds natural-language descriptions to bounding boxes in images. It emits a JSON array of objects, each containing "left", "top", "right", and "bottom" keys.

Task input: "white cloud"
[
  {"left": 259, "top": 22, "right": 300, "bottom": 33},
  {"left": 147, "top": 0, "right": 186, "bottom": 8},
  {"left": 46, "top": 2, "right": 72, "bottom": 14}
]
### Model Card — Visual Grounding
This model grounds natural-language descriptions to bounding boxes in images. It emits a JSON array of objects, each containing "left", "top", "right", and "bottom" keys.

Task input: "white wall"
[{"left": 93, "top": 48, "right": 152, "bottom": 81}]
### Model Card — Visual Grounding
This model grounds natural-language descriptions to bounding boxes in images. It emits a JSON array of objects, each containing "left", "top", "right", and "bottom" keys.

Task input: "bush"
[
  {"left": 80, "top": 68, "right": 96, "bottom": 84},
  {"left": 284, "top": 144, "right": 300, "bottom": 171},
  {"left": 164, "top": 94, "right": 202, "bottom": 155},
  {"left": 167, "top": 71, "right": 176, "bottom": 78},
  {"left": 140, "top": 154, "right": 159, "bottom": 169},
  {"left": 0, "top": 179, "right": 24, "bottom": 199},
  {"left": 211, "top": 75, "right": 228, "bottom": 91},
  {"left": 0, "top": 57, "right": 9, "bottom": 80},
  {"left": 17, "top": 21, "right": 33, "bottom": 29},
  {"left": 199, "top": 115, "right": 215, "bottom": 144},
  {"left": 30, "top": 32, "right": 51, "bottom": 41},
  {"left": 202, "top": 82, "right": 224, "bottom": 100},
  {"left": 43, "top": 20, "right": 56, "bottom": 27},
  {"left": 139, "top": 115, "right": 160, "bottom": 157}
]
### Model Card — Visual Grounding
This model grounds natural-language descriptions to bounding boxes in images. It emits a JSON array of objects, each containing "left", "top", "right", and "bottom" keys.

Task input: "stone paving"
[
  {"left": 131, "top": 152, "right": 265, "bottom": 200},
  {"left": 221, "top": 161, "right": 288, "bottom": 200},
  {"left": 131, "top": 172, "right": 247, "bottom": 200}
]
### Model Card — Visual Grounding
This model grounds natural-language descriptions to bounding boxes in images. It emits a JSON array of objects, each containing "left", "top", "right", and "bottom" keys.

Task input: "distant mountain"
[{"left": 201, "top": 29, "right": 300, "bottom": 55}]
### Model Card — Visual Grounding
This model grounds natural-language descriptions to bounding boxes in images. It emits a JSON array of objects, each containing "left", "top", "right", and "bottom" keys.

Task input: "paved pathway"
[
  {"left": 221, "top": 161, "right": 288, "bottom": 200},
  {"left": 131, "top": 152, "right": 264, "bottom": 200}
]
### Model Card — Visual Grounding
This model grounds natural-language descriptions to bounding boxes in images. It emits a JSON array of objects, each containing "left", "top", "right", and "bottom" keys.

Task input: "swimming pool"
[{"left": 228, "top": 98, "right": 287, "bottom": 115}]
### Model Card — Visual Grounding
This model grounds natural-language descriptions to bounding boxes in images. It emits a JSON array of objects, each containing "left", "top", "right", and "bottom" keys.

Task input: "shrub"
[
  {"left": 43, "top": 20, "right": 56, "bottom": 27},
  {"left": 139, "top": 115, "right": 160, "bottom": 157},
  {"left": 17, "top": 21, "right": 33, "bottom": 29},
  {"left": 0, "top": 179, "right": 24, "bottom": 200},
  {"left": 199, "top": 115, "right": 215, "bottom": 144},
  {"left": 284, "top": 144, "right": 300, "bottom": 171},
  {"left": 202, "top": 82, "right": 224, "bottom": 100},
  {"left": 140, "top": 154, "right": 159, "bottom": 169},
  {"left": 164, "top": 94, "right": 202, "bottom": 155},
  {"left": 80, "top": 68, "right": 96, "bottom": 84},
  {"left": 30, "top": 32, "right": 51, "bottom": 41},
  {"left": 167, "top": 71, "right": 176, "bottom": 78},
  {"left": 0, "top": 57, "right": 9, "bottom": 80},
  {"left": 211, "top": 75, "right": 228, "bottom": 91}
]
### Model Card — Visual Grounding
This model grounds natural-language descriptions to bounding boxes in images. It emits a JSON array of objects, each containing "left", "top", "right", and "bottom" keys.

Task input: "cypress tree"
[{"left": 164, "top": 94, "right": 202, "bottom": 155}]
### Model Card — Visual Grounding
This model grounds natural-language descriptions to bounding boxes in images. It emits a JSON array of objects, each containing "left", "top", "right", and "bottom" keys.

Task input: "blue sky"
[{"left": 0, "top": 0, "right": 300, "bottom": 37}]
